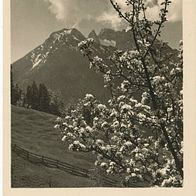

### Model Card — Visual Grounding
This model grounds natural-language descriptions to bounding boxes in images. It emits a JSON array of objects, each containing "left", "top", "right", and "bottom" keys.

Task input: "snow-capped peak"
[{"left": 30, "top": 28, "right": 85, "bottom": 70}]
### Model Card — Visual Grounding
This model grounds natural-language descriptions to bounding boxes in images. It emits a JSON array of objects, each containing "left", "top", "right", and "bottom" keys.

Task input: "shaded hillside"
[
  {"left": 11, "top": 105, "right": 95, "bottom": 169},
  {"left": 12, "top": 151, "right": 96, "bottom": 188}
]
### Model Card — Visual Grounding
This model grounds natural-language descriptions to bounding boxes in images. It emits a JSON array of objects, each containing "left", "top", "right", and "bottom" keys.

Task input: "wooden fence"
[{"left": 11, "top": 144, "right": 119, "bottom": 186}]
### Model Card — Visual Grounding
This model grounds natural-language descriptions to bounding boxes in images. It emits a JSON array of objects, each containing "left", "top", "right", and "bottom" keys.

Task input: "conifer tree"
[
  {"left": 11, "top": 66, "right": 22, "bottom": 105},
  {"left": 14, "top": 84, "right": 22, "bottom": 105},
  {"left": 26, "top": 85, "right": 33, "bottom": 108},
  {"left": 38, "top": 83, "right": 50, "bottom": 113},
  {"left": 49, "top": 90, "right": 65, "bottom": 116},
  {"left": 31, "top": 81, "right": 39, "bottom": 110}
]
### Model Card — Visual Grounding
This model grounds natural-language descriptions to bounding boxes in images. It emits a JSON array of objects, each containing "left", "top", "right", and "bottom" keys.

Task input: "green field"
[
  {"left": 11, "top": 105, "right": 96, "bottom": 187},
  {"left": 12, "top": 151, "right": 96, "bottom": 187}
]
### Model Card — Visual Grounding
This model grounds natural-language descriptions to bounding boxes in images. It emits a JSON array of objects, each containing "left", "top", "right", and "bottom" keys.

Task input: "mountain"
[
  {"left": 88, "top": 30, "right": 100, "bottom": 44},
  {"left": 98, "top": 28, "right": 135, "bottom": 50},
  {"left": 12, "top": 28, "right": 177, "bottom": 105},
  {"left": 97, "top": 28, "right": 176, "bottom": 54},
  {"left": 12, "top": 28, "right": 115, "bottom": 104}
]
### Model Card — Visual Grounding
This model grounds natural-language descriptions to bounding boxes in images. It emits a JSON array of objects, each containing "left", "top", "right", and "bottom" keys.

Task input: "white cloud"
[
  {"left": 97, "top": 11, "right": 122, "bottom": 30},
  {"left": 44, "top": 0, "right": 182, "bottom": 31},
  {"left": 44, "top": 0, "right": 80, "bottom": 27},
  {"left": 145, "top": 0, "right": 182, "bottom": 22},
  {"left": 44, "top": 0, "right": 124, "bottom": 30},
  {"left": 168, "top": 0, "right": 182, "bottom": 22},
  {"left": 100, "top": 39, "right": 116, "bottom": 47},
  {"left": 47, "top": 0, "right": 65, "bottom": 20}
]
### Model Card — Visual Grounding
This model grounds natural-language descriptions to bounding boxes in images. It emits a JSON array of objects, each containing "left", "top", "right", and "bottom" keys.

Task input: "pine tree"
[
  {"left": 38, "top": 83, "right": 50, "bottom": 113},
  {"left": 25, "top": 85, "right": 33, "bottom": 108},
  {"left": 25, "top": 81, "right": 39, "bottom": 109},
  {"left": 31, "top": 81, "right": 39, "bottom": 110},
  {"left": 49, "top": 90, "right": 65, "bottom": 116},
  {"left": 11, "top": 66, "right": 22, "bottom": 105},
  {"left": 14, "top": 84, "right": 22, "bottom": 105}
]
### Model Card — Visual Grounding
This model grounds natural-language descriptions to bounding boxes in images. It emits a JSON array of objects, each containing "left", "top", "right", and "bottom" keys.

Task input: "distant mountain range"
[{"left": 12, "top": 28, "right": 177, "bottom": 105}]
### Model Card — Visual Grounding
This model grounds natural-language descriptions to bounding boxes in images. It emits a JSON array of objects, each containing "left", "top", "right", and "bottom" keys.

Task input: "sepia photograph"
[
  {"left": 6, "top": 0, "right": 189, "bottom": 190},
  {"left": 10, "top": 0, "right": 183, "bottom": 188}
]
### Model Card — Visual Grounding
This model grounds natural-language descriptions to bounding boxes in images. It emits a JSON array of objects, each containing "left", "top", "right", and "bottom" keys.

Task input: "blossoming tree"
[{"left": 55, "top": 0, "right": 183, "bottom": 187}]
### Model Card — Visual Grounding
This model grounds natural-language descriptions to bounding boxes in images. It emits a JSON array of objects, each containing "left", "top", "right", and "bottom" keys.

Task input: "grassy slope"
[
  {"left": 11, "top": 105, "right": 95, "bottom": 169},
  {"left": 12, "top": 151, "right": 96, "bottom": 187},
  {"left": 11, "top": 105, "right": 96, "bottom": 187}
]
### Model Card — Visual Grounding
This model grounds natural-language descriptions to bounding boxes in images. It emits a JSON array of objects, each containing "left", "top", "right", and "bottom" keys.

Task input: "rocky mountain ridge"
[{"left": 12, "top": 27, "right": 176, "bottom": 104}]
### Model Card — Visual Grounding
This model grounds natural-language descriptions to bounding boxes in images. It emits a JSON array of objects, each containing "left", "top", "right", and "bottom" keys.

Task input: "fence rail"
[{"left": 11, "top": 144, "right": 119, "bottom": 186}]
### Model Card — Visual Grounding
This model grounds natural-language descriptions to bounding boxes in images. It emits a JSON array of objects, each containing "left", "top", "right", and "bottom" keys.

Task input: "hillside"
[
  {"left": 11, "top": 105, "right": 95, "bottom": 170},
  {"left": 12, "top": 151, "right": 95, "bottom": 187},
  {"left": 11, "top": 105, "right": 124, "bottom": 187}
]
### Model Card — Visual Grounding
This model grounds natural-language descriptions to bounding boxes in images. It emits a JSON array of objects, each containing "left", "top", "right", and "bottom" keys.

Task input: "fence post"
[
  {"left": 41, "top": 156, "right": 45, "bottom": 164},
  {"left": 26, "top": 152, "right": 29, "bottom": 160},
  {"left": 48, "top": 177, "right": 52, "bottom": 187}
]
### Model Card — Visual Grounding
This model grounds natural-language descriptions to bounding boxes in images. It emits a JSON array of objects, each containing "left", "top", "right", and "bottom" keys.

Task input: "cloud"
[
  {"left": 145, "top": 0, "right": 182, "bottom": 22},
  {"left": 168, "top": 0, "right": 182, "bottom": 22},
  {"left": 44, "top": 0, "right": 182, "bottom": 33},
  {"left": 44, "top": 0, "right": 126, "bottom": 33},
  {"left": 44, "top": 0, "right": 111, "bottom": 27},
  {"left": 46, "top": 0, "right": 65, "bottom": 20},
  {"left": 97, "top": 11, "right": 123, "bottom": 30}
]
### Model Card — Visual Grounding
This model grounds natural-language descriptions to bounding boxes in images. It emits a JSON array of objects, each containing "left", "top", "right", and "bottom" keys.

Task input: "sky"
[{"left": 11, "top": 0, "right": 182, "bottom": 62}]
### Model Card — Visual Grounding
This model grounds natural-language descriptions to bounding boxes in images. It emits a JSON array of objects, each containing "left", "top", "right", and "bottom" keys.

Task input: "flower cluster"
[{"left": 55, "top": 88, "right": 182, "bottom": 187}]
